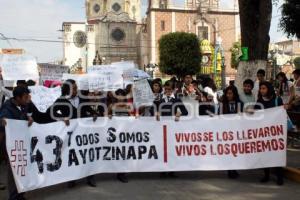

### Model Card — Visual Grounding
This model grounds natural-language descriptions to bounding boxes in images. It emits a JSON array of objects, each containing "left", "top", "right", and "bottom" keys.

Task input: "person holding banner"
[
  {"left": 108, "top": 88, "right": 135, "bottom": 183},
  {"left": 47, "top": 79, "right": 98, "bottom": 188},
  {"left": 220, "top": 85, "right": 243, "bottom": 179},
  {"left": 198, "top": 91, "right": 216, "bottom": 116},
  {"left": 255, "top": 81, "right": 284, "bottom": 186},
  {"left": 152, "top": 80, "right": 188, "bottom": 119},
  {"left": 0, "top": 86, "right": 33, "bottom": 200},
  {"left": 152, "top": 80, "right": 188, "bottom": 178}
]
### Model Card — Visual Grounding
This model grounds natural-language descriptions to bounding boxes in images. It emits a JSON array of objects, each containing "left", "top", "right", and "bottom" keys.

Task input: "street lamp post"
[{"left": 221, "top": 56, "right": 226, "bottom": 89}]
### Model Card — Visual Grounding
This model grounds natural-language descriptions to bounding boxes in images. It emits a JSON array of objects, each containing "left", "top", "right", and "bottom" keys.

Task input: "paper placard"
[
  {"left": 39, "top": 64, "right": 69, "bottom": 82},
  {"left": 62, "top": 74, "right": 89, "bottom": 91},
  {"left": 0, "top": 54, "right": 39, "bottom": 81},
  {"left": 133, "top": 79, "right": 155, "bottom": 107},
  {"left": 29, "top": 86, "right": 61, "bottom": 112}
]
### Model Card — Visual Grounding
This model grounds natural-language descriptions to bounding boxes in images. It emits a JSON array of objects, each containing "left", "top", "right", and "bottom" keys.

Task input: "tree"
[
  {"left": 235, "top": 0, "right": 273, "bottom": 89},
  {"left": 230, "top": 41, "right": 241, "bottom": 69},
  {"left": 158, "top": 32, "right": 201, "bottom": 79},
  {"left": 294, "top": 57, "right": 300, "bottom": 69},
  {"left": 280, "top": 0, "right": 300, "bottom": 39}
]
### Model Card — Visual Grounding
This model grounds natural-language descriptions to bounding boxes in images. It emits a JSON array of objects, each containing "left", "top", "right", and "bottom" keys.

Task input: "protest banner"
[
  {"left": 133, "top": 79, "right": 155, "bottom": 107},
  {"left": 110, "top": 61, "right": 136, "bottom": 71},
  {"left": 87, "top": 65, "right": 113, "bottom": 74},
  {"left": 39, "top": 64, "right": 69, "bottom": 82},
  {"left": 62, "top": 73, "right": 89, "bottom": 91},
  {"left": 123, "top": 69, "right": 150, "bottom": 83},
  {"left": 0, "top": 54, "right": 39, "bottom": 81},
  {"left": 5, "top": 107, "right": 287, "bottom": 192},
  {"left": 29, "top": 86, "right": 61, "bottom": 112},
  {"left": 88, "top": 74, "right": 123, "bottom": 91},
  {"left": 87, "top": 65, "right": 123, "bottom": 91}
]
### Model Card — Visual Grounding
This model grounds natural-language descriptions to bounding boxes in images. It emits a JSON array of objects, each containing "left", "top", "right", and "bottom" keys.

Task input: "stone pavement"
[
  {"left": 1, "top": 164, "right": 300, "bottom": 200},
  {"left": 287, "top": 147, "right": 300, "bottom": 169}
]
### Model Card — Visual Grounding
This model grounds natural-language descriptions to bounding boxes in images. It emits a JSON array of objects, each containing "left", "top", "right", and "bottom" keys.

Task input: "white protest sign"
[
  {"left": 123, "top": 69, "right": 150, "bottom": 82},
  {"left": 5, "top": 107, "right": 287, "bottom": 192},
  {"left": 29, "top": 86, "right": 61, "bottom": 112},
  {"left": 88, "top": 73, "right": 123, "bottom": 91},
  {"left": 133, "top": 79, "right": 155, "bottom": 107},
  {"left": 0, "top": 54, "right": 39, "bottom": 81},
  {"left": 110, "top": 61, "right": 136, "bottom": 71},
  {"left": 87, "top": 65, "right": 123, "bottom": 91},
  {"left": 62, "top": 74, "right": 89, "bottom": 91},
  {"left": 87, "top": 65, "right": 114, "bottom": 74},
  {"left": 39, "top": 64, "right": 69, "bottom": 81}
]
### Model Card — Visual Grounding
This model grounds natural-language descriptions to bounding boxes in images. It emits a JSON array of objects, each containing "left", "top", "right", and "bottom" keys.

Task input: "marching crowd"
[{"left": 0, "top": 68, "right": 300, "bottom": 200}]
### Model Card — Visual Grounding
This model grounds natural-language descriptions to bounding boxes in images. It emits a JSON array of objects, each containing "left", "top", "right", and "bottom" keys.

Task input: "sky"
[{"left": 0, "top": 0, "right": 288, "bottom": 63}]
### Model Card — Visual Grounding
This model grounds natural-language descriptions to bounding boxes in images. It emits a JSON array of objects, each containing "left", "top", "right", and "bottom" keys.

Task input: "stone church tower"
[
  {"left": 86, "top": 0, "right": 141, "bottom": 22},
  {"left": 62, "top": 0, "right": 141, "bottom": 71}
]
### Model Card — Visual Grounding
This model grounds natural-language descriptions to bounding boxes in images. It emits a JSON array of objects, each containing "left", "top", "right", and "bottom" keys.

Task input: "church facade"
[
  {"left": 62, "top": 0, "right": 239, "bottom": 81},
  {"left": 143, "top": 0, "right": 239, "bottom": 79},
  {"left": 62, "top": 0, "right": 141, "bottom": 71}
]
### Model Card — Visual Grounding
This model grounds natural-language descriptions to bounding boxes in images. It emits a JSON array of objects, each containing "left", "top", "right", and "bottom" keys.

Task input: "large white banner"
[
  {"left": 5, "top": 107, "right": 287, "bottom": 193},
  {"left": 0, "top": 54, "right": 39, "bottom": 81}
]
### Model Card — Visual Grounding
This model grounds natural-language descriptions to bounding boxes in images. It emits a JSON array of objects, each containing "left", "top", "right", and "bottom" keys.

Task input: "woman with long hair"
[
  {"left": 276, "top": 72, "right": 293, "bottom": 105},
  {"left": 255, "top": 81, "right": 284, "bottom": 186},
  {"left": 220, "top": 85, "right": 243, "bottom": 179}
]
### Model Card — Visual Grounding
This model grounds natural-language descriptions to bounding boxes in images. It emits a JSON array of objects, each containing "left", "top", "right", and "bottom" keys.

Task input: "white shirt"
[
  {"left": 162, "top": 93, "right": 176, "bottom": 103},
  {"left": 253, "top": 80, "right": 260, "bottom": 101},
  {"left": 294, "top": 78, "right": 300, "bottom": 98},
  {"left": 204, "top": 87, "right": 218, "bottom": 104},
  {"left": 280, "top": 81, "right": 293, "bottom": 104},
  {"left": 68, "top": 96, "right": 80, "bottom": 109}
]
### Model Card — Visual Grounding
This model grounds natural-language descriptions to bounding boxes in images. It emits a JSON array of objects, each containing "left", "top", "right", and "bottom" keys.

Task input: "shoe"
[
  {"left": 276, "top": 178, "right": 284, "bottom": 186},
  {"left": 168, "top": 172, "right": 178, "bottom": 178},
  {"left": 87, "top": 177, "right": 97, "bottom": 187},
  {"left": 260, "top": 176, "right": 270, "bottom": 183},
  {"left": 68, "top": 181, "right": 76, "bottom": 188},
  {"left": 117, "top": 174, "right": 128, "bottom": 183},
  {"left": 228, "top": 170, "right": 239, "bottom": 179}
]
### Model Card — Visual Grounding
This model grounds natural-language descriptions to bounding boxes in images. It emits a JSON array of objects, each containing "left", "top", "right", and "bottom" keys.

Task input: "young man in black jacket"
[
  {"left": 46, "top": 79, "right": 98, "bottom": 188},
  {"left": 0, "top": 86, "right": 34, "bottom": 200},
  {"left": 151, "top": 80, "right": 188, "bottom": 178},
  {"left": 153, "top": 80, "right": 188, "bottom": 119}
]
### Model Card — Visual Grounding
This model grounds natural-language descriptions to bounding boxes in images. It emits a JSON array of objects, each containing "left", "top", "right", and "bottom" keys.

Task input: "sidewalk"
[
  {"left": 287, "top": 147, "right": 300, "bottom": 169},
  {"left": 1, "top": 164, "right": 299, "bottom": 200}
]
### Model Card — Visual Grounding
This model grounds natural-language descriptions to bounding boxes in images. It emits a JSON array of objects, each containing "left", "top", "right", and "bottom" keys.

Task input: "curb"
[{"left": 284, "top": 167, "right": 300, "bottom": 183}]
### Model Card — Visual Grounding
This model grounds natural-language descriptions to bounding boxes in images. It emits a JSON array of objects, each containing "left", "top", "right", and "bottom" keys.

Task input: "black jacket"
[
  {"left": 0, "top": 99, "right": 29, "bottom": 132},
  {"left": 151, "top": 94, "right": 188, "bottom": 116},
  {"left": 46, "top": 96, "right": 96, "bottom": 121},
  {"left": 255, "top": 97, "right": 283, "bottom": 110}
]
